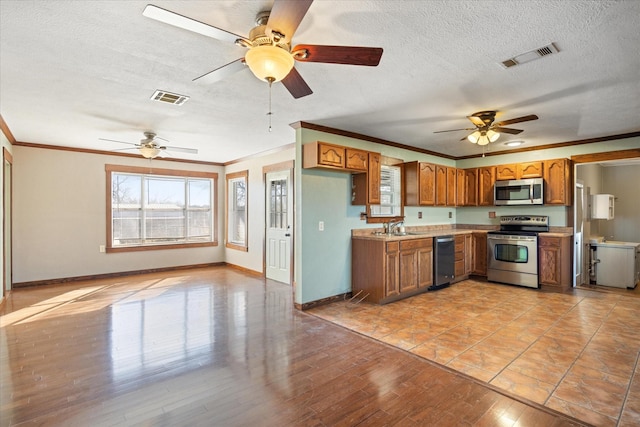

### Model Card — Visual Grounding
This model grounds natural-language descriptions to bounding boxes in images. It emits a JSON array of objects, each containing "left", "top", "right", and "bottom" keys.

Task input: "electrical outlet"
[
  {"left": 489, "top": 211, "right": 496, "bottom": 218},
  {"left": 318, "top": 221, "right": 324, "bottom": 231},
  {"left": 448, "top": 211, "right": 452, "bottom": 218},
  {"left": 418, "top": 212, "right": 422, "bottom": 219}
]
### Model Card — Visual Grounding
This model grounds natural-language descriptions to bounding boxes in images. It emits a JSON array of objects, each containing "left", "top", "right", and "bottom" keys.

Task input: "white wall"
[
  {"left": 599, "top": 164, "right": 640, "bottom": 242},
  {"left": 224, "top": 146, "right": 295, "bottom": 274},
  {"left": 13, "top": 146, "right": 225, "bottom": 283},
  {"left": 0, "top": 131, "right": 11, "bottom": 301}
]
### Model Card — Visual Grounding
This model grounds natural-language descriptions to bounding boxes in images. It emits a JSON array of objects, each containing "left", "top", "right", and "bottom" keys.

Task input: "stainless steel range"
[{"left": 487, "top": 215, "right": 549, "bottom": 288}]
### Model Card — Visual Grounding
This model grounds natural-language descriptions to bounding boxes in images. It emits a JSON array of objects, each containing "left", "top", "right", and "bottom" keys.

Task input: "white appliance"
[
  {"left": 591, "top": 194, "right": 615, "bottom": 220},
  {"left": 592, "top": 241, "right": 640, "bottom": 288}
]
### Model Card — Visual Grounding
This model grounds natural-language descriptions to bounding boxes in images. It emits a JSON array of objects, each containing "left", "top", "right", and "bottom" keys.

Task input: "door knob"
[{"left": 285, "top": 233, "right": 291, "bottom": 237}]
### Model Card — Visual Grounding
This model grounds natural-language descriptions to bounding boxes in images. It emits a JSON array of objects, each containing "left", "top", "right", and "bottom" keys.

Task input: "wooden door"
[
  {"left": 477, "top": 166, "right": 496, "bottom": 206},
  {"left": 464, "top": 169, "right": 478, "bottom": 206},
  {"left": 472, "top": 232, "right": 487, "bottom": 276},
  {"left": 368, "top": 152, "right": 381, "bottom": 204},
  {"left": 456, "top": 169, "right": 465, "bottom": 206},
  {"left": 419, "top": 163, "right": 436, "bottom": 205},
  {"left": 446, "top": 167, "right": 457, "bottom": 206},
  {"left": 496, "top": 164, "right": 517, "bottom": 180},
  {"left": 544, "top": 158, "right": 571, "bottom": 205},
  {"left": 518, "top": 161, "right": 543, "bottom": 178},
  {"left": 385, "top": 242, "right": 400, "bottom": 297},
  {"left": 417, "top": 246, "right": 433, "bottom": 288},
  {"left": 435, "top": 165, "right": 447, "bottom": 206}
]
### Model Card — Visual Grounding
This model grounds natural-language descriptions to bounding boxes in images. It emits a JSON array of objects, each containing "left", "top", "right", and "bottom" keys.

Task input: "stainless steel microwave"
[{"left": 494, "top": 178, "right": 544, "bottom": 205}]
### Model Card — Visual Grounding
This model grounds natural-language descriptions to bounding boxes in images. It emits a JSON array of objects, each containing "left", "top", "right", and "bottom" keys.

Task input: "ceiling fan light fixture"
[
  {"left": 245, "top": 45, "right": 294, "bottom": 82},
  {"left": 467, "top": 130, "right": 481, "bottom": 144},
  {"left": 139, "top": 146, "right": 161, "bottom": 159},
  {"left": 487, "top": 129, "right": 500, "bottom": 142}
]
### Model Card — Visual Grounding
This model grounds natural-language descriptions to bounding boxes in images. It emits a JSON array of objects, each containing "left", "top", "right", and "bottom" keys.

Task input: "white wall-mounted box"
[{"left": 591, "top": 194, "right": 614, "bottom": 220}]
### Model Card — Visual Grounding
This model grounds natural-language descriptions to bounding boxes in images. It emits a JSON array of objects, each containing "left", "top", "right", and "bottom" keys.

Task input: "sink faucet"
[{"left": 387, "top": 220, "right": 404, "bottom": 235}]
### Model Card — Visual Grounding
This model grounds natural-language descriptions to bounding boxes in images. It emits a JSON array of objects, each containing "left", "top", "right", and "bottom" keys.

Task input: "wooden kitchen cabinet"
[
  {"left": 345, "top": 148, "right": 369, "bottom": 171},
  {"left": 472, "top": 232, "right": 487, "bottom": 276},
  {"left": 446, "top": 167, "right": 457, "bottom": 206},
  {"left": 456, "top": 169, "right": 465, "bottom": 206},
  {"left": 404, "top": 161, "right": 436, "bottom": 206},
  {"left": 496, "top": 164, "right": 518, "bottom": 181},
  {"left": 544, "top": 158, "right": 572, "bottom": 205},
  {"left": 538, "top": 235, "right": 572, "bottom": 289},
  {"left": 464, "top": 168, "right": 478, "bottom": 206},
  {"left": 518, "top": 161, "right": 544, "bottom": 179},
  {"left": 303, "top": 141, "right": 345, "bottom": 169},
  {"left": 477, "top": 166, "right": 496, "bottom": 206},
  {"left": 385, "top": 242, "right": 400, "bottom": 298},
  {"left": 399, "top": 239, "right": 434, "bottom": 293},
  {"left": 454, "top": 234, "right": 472, "bottom": 280},
  {"left": 435, "top": 165, "right": 447, "bottom": 206},
  {"left": 352, "top": 236, "right": 433, "bottom": 304},
  {"left": 351, "top": 152, "right": 382, "bottom": 205},
  {"left": 496, "top": 162, "right": 543, "bottom": 180}
]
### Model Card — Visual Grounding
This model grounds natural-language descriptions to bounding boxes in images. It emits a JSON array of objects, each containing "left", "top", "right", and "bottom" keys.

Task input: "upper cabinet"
[
  {"left": 405, "top": 162, "right": 457, "bottom": 207},
  {"left": 543, "top": 158, "right": 572, "bottom": 205},
  {"left": 464, "top": 168, "right": 478, "bottom": 206},
  {"left": 496, "top": 161, "right": 543, "bottom": 180},
  {"left": 303, "top": 141, "right": 375, "bottom": 173},
  {"left": 477, "top": 166, "right": 496, "bottom": 206},
  {"left": 345, "top": 148, "right": 369, "bottom": 171}
]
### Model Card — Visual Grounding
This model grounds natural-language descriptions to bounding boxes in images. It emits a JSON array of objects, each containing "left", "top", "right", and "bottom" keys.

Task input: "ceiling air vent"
[
  {"left": 150, "top": 90, "right": 189, "bottom": 106},
  {"left": 500, "top": 43, "right": 559, "bottom": 68}
]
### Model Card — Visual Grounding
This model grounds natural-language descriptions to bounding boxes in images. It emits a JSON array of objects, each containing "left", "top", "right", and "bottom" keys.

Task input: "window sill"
[
  {"left": 226, "top": 242, "right": 248, "bottom": 252},
  {"left": 106, "top": 241, "right": 217, "bottom": 253}
]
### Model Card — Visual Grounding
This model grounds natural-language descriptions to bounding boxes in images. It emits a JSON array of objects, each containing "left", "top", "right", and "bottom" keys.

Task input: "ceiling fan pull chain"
[{"left": 267, "top": 77, "right": 274, "bottom": 132}]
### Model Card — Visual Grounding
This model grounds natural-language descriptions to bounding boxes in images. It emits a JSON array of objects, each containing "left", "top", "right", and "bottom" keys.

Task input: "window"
[
  {"left": 106, "top": 165, "right": 217, "bottom": 252},
  {"left": 226, "top": 170, "right": 248, "bottom": 251}
]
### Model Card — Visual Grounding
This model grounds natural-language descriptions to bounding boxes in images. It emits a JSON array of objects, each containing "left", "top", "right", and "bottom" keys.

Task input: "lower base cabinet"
[
  {"left": 538, "top": 235, "right": 572, "bottom": 289},
  {"left": 472, "top": 232, "right": 487, "bottom": 276},
  {"left": 353, "top": 237, "right": 433, "bottom": 304}
]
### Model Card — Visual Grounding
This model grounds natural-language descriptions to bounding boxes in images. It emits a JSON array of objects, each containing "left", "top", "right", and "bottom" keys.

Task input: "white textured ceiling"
[{"left": 1, "top": 0, "right": 639, "bottom": 162}]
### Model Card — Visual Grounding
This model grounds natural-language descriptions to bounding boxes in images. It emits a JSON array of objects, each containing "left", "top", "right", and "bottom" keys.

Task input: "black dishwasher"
[{"left": 430, "top": 235, "right": 455, "bottom": 291}]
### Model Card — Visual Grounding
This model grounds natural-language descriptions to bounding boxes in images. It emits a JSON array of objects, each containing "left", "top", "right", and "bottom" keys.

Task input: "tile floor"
[{"left": 309, "top": 279, "right": 640, "bottom": 426}]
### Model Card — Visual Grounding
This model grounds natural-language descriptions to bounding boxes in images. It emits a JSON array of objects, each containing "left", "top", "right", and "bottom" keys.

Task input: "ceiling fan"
[
  {"left": 142, "top": 1, "right": 383, "bottom": 99},
  {"left": 100, "top": 132, "right": 198, "bottom": 159},
  {"left": 435, "top": 111, "right": 539, "bottom": 145}
]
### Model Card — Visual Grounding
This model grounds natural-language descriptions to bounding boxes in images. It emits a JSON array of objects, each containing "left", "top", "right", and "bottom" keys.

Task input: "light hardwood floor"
[
  {"left": 0, "top": 267, "right": 588, "bottom": 426},
  {"left": 310, "top": 279, "right": 640, "bottom": 426}
]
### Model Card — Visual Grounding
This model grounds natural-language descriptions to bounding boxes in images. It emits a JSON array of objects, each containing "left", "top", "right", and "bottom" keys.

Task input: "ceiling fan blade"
[
  {"left": 495, "top": 114, "right": 538, "bottom": 127},
  {"left": 293, "top": 44, "right": 383, "bottom": 66},
  {"left": 266, "top": 0, "right": 314, "bottom": 43},
  {"left": 433, "top": 128, "right": 476, "bottom": 134},
  {"left": 467, "top": 115, "right": 487, "bottom": 127},
  {"left": 164, "top": 146, "right": 199, "bottom": 154},
  {"left": 142, "top": 4, "right": 244, "bottom": 44},
  {"left": 492, "top": 127, "right": 523, "bottom": 135},
  {"left": 192, "top": 58, "right": 246, "bottom": 83},
  {"left": 281, "top": 67, "right": 313, "bottom": 99},
  {"left": 99, "top": 138, "right": 137, "bottom": 146}
]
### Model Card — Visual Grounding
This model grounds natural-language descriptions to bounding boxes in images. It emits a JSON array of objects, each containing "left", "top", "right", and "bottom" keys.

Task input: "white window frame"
[{"left": 226, "top": 170, "right": 248, "bottom": 251}]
